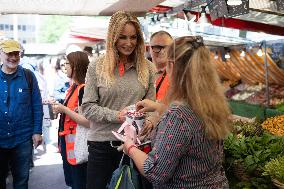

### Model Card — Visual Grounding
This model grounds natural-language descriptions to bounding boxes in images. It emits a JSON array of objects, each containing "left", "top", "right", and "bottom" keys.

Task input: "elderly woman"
[
  {"left": 81, "top": 11, "right": 156, "bottom": 189},
  {"left": 124, "top": 36, "right": 231, "bottom": 189}
]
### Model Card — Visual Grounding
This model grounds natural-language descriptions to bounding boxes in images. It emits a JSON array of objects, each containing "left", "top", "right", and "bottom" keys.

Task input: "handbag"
[
  {"left": 74, "top": 124, "right": 89, "bottom": 164},
  {"left": 74, "top": 85, "right": 89, "bottom": 164},
  {"left": 107, "top": 154, "right": 141, "bottom": 189}
]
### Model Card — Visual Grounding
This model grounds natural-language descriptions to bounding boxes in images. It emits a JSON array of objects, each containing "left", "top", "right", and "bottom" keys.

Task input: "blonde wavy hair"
[
  {"left": 96, "top": 11, "right": 149, "bottom": 88},
  {"left": 166, "top": 36, "right": 231, "bottom": 139}
]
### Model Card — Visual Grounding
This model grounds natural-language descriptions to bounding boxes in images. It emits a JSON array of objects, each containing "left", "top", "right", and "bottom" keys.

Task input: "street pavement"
[{"left": 7, "top": 120, "right": 70, "bottom": 189}]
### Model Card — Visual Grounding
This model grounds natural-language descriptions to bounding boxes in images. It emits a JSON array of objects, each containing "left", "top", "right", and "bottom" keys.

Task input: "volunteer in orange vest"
[
  {"left": 149, "top": 31, "right": 173, "bottom": 101},
  {"left": 139, "top": 31, "right": 174, "bottom": 142},
  {"left": 52, "top": 51, "right": 89, "bottom": 189}
]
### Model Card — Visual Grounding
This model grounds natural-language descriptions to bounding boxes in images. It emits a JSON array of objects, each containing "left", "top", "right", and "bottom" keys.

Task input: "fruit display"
[
  {"left": 225, "top": 88, "right": 241, "bottom": 98},
  {"left": 246, "top": 84, "right": 265, "bottom": 92},
  {"left": 231, "top": 91, "right": 255, "bottom": 101},
  {"left": 224, "top": 81, "right": 284, "bottom": 108},
  {"left": 270, "top": 97, "right": 284, "bottom": 107},
  {"left": 235, "top": 83, "right": 250, "bottom": 91},
  {"left": 261, "top": 115, "right": 284, "bottom": 136},
  {"left": 225, "top": 83, "right": 264, "bottom": 102},
  {"left": 237, "top": 83, "right": 264, "bottom": 93},
  {"left": 245, "top": 91, "right": 266, "bottom": 105}
]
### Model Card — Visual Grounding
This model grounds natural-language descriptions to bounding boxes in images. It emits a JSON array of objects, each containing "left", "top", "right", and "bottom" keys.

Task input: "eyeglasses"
[
  {"left": 6, "top": 51, "right": 21, "bottom": 57},
  {"left": 62, "top": 61, "right": 70, "bottom": 66},
  {"left": 150, "top": 45, "right": 167, "bottom": 53}
]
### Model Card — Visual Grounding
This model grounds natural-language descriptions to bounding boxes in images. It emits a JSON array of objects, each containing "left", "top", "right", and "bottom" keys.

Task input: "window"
[
  {"left": 22, "top": 25, "right": 26, "bottom": 31},
  {"left": 28, "top": 25, "right": 32, "bottom": 32},
  {"left": 0, "top": 24, "right": 3, "bottom": 30},
  {"left": 10, "top": 25, "right": 13, "bottom": 30},
  {"left": 18, "top": 25, "right": 21, "bottom": 30},
  {"left": 5, "top": 24, "right": 9, "bottom": 30}
]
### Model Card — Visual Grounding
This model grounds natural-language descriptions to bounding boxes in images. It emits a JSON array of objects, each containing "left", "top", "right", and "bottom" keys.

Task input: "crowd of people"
[{"left": 0, "top": 10, "right": 232, "bottom": 189}]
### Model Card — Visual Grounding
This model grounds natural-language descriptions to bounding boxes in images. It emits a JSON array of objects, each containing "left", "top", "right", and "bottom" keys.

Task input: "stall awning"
[{"left": 0, "top": 0, "right": 164, "bottom": 16}]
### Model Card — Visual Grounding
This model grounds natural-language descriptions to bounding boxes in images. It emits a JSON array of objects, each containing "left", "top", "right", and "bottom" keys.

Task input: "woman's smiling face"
[{"left": 116, "top": 23, "right": 137, "bottom": 58}]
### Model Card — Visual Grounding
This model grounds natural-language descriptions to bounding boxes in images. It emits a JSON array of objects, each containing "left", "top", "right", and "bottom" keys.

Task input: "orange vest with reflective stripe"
[{"left": 59, "top": 84, "right": 85, "bottom": 165}]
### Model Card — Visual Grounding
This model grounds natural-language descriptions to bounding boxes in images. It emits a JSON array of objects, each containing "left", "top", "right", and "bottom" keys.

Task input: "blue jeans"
[
  {"left": 0, "top": 139, "right": 33, "bottom": 189},
  {"left": 60, "top": 136, "right": 87, "bottom": 189}
]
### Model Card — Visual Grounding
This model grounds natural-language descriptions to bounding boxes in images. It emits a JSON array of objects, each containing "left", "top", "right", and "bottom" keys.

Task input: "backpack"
[
  {"left": 107, "top": 154, "right": 141, "bottom": 189},
  {"left": 23, "top": 68, "right": 33, "bottom": 93}
]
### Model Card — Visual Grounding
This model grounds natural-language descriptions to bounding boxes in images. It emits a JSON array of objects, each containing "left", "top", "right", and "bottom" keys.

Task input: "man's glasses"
[
  {"left": 6, "top": 51, "right": 21, "bottom": 57},
  {"left": 151, "top": 45, "right": 167, "bottom": 53}
]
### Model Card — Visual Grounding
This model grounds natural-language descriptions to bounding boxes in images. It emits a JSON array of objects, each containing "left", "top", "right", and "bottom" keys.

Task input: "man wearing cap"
[{"left": 0, "top": 39, "right": 43, "bottom": 189}]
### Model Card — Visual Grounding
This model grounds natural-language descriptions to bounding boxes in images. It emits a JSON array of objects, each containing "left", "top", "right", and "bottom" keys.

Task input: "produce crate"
[{"left": 229, "top": 100, "right": 284, "bottom": 119}]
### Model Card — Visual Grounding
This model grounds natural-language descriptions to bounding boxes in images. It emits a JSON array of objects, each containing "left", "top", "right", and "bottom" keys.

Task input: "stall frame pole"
[{"left": 263, "top": 40, "right": 270, "bottom": 118}]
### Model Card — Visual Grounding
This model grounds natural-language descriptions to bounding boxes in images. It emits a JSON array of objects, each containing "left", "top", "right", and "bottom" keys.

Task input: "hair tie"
[{"left": 192, "top": 36, "right": 204, "bottom": 49}]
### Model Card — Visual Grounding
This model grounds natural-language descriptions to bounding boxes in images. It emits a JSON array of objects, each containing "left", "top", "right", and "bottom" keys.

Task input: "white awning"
[{"left": 0, "top": 0, "right": 164, "bottom": 16}]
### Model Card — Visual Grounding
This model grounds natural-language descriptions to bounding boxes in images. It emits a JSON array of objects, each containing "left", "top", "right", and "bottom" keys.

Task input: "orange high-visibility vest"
[
  {"left": 59, "top": 84, "right": 85, "bottom": 165},
  {"left": 156, "top": 72, "right": 169, "bottom": 101}
]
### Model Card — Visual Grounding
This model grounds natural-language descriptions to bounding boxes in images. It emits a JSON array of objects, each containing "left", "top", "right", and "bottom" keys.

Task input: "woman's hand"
[
  {"left": 139, "top": 119, "right": 154, "bottom": 141},
  {"left": 136, "top": 99, "right": 159, "bottom": 113},
  {"left": 118, "top": 107, "right": 128, "bottom": 123},
  {"left": 52, "top": 102, "right": 66, "bottom": 114}
]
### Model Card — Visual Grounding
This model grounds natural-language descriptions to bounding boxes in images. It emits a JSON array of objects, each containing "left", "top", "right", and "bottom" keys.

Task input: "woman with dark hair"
[
  {"left": 53, "top": 57, "right": 70, "bottom": 103},
  {"left": 81, "top": 11, "right": 156, "bottom": 189},
  {"left": 124, "top": 36, "right": 231, "bottom": 188},
  {"left": 53, "top": 51, "right": 90, "bottom": 189}
]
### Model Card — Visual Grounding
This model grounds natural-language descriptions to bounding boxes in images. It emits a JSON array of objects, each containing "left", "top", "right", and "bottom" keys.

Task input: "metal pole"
[{"left": 263, "top": 40, "right": 270, "bottom": 108}]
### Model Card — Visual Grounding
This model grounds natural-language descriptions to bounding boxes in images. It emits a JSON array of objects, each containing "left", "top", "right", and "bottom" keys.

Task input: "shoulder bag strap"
[{"left": 156, "top": 71, "right": 166, "bottom": 94}]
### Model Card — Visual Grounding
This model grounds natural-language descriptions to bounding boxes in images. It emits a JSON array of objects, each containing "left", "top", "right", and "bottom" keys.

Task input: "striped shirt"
[{"left": 143, "top": 103, "right": 229, "bottom": 189}]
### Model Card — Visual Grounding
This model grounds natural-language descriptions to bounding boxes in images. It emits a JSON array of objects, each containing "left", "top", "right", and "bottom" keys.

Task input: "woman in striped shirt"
[{"left": 123, "top": 36, "right": 231, "bottom": 188}]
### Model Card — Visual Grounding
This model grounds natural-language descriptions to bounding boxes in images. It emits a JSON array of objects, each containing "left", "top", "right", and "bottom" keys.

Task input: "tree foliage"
[{"left": 39, "top": 15, "right": 71, "bottom": 43}]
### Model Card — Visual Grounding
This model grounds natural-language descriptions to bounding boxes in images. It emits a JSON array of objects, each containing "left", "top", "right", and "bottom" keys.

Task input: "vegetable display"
[
  {"left": 225, "top": 120, "right": 284, "bottom": 188},
  {"left": 261, "top": 115, "right": 284, "bottom": 136}
]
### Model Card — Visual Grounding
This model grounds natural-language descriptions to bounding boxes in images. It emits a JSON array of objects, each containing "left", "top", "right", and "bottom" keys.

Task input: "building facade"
[{"left": 0, "top": 14, "right": 38, "bottom": 44}]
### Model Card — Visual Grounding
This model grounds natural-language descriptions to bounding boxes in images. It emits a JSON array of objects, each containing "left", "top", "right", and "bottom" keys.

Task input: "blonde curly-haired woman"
[{"left": 81, "top": 11, "right": 156, "bottom": 189}]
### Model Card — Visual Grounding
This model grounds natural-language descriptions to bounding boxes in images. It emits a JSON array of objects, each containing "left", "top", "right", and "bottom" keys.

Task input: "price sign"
[{"left": 207, "top": 0, "right": 228, "bottom": 21}]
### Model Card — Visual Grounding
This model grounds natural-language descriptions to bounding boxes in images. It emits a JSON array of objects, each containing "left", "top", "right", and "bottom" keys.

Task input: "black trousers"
[{"left": 86, "top": 141, "right": 123, "bottom": 189}]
